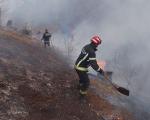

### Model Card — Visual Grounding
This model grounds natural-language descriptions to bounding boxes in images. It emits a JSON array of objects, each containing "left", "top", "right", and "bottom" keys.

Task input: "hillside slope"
[{"left": 0, "top": 28, "right": 134, "bottom": 120}]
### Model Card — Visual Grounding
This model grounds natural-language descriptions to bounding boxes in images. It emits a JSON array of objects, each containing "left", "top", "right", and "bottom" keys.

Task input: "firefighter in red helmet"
[{"left": 75, "top": 35, "right": 104, "bottom": 96}]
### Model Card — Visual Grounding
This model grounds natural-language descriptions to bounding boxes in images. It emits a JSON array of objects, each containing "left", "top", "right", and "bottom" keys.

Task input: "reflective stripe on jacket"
[{"left": 75, "top": 43, "right": 100, "bottom": 72}]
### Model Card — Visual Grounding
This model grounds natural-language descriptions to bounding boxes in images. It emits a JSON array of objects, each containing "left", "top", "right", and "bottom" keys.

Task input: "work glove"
[{"left": 98, "top": 68, "right": 105, "bottom": 76}]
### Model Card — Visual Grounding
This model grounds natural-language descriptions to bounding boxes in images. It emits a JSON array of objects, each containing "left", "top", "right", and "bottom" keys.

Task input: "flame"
[{"left": 97, "top": 60, "right": 106, "bottom": 70}]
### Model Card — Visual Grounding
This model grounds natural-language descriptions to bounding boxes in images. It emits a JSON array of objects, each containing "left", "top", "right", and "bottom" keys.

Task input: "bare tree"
[
  {"left": 110, "top": 43, "right": 140, "bottom": 92},
  {"left": 0, "top": 7, "right": 2, "bottom": 26},
  {"left": 0, "top": 0, "right": 9, "bottom": 26},
  {"left": 64, "top": 34, "right": 75, "bottom": 59}
]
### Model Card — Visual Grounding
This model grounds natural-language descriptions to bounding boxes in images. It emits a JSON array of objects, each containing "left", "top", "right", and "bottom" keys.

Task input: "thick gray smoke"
[{"left": 1, "top": 0, "right": 150, "bottom": 118}]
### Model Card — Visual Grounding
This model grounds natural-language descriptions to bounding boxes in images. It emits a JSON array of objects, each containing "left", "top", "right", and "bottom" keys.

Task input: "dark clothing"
[
  {"left": 76, "top": 69, "right": 90, "bottom": 91},
  {"left": 42, "top": 32, "right": 52, "bottom": 47},
  {"left": 42, "top": 32, "right": 51, "bottom": 42},
  {"left": 75, "top": 43, "right": 101, "bottom": 72},
  {"left": 44, "top": 41, "right": 50, "bottom": 47},
  {"left": 75, "top": 43, "right": 102, "bottom": 94}
]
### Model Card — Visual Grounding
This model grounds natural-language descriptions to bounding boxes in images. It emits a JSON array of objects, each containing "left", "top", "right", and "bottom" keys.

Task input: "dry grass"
[{"left": 0, "top": 28, "right": 135, "bottom": 120}]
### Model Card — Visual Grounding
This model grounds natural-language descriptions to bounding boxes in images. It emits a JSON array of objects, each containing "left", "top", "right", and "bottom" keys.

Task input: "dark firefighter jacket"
[
  {"left": 42, "top": 32, "right": 51, "bottom": 41},
  {"left": 75, "top": 43, "right": 101, "bottom": 72}
]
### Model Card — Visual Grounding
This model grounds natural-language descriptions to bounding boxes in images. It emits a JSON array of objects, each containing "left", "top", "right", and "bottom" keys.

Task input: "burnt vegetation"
[{"left": 0, "top": 28, "right": 135, "bottom": 120}]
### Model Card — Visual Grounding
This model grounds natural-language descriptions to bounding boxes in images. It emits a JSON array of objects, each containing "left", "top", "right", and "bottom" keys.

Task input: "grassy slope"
[{"left": 0, "top": 28, "right": 134, "bottom": 120}]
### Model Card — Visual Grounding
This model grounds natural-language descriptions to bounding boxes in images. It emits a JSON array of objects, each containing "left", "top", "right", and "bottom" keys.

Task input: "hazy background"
[{"left": 1, "top": 0, "right": 150, "bottom": 117}]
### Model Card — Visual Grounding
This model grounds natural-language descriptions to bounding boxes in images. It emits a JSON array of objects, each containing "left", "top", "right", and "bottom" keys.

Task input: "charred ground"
[{"left": 0, "top": 28, "right": 134, "bottom": 120}]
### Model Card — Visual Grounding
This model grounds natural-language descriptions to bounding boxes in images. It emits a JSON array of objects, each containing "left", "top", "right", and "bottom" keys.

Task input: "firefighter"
[
  {"left": 75, "top": 35, "right": 104, "bottom": 96},
  {"left": 41, "top": 29, "right": 52, "bottom": 48}
]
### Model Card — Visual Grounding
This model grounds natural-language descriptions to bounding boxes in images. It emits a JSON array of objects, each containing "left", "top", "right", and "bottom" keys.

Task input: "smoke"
[{"left": 1, "top": 0, "right": 150, "bottom": 118}]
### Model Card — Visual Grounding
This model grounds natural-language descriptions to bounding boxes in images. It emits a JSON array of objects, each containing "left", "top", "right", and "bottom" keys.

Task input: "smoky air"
[{"left": 1, "top": 0, "right": 150, "bottom": 119}]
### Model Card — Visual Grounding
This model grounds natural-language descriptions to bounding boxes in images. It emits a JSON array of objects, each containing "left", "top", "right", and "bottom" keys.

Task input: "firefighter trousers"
[
  {"left": 75, "top": 69, "right": 90, "bottom": 92},
  {"left": 44, "top": 41, "right": 50, "bottom": 47}
]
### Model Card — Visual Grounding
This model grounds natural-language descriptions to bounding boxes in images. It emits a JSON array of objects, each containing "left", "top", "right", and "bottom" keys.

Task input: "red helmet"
[{"left": 91, "top": 35, "right": 102, "bottom": 45}]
